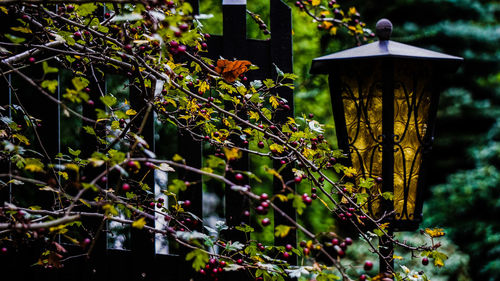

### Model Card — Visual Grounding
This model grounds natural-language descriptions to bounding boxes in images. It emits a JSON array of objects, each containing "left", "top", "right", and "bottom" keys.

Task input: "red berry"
[
  {"left": 345, "top": 237, "right": 353, "bottom": 245},
  {"left": 122, "top": 183, "right": 130, "bottom": 191},
  {"left": 258, "top": 141, "right": 265, "bottom": 149},
  {"left": 359, "top": 274, "right": 367, "bottom": 281},
  {"left": 100, "top": 176, "right": 107, "bottom": 183},
  {"left": 184, "top": 200, "right": 191, "bottom": 207},
  {"left": 260, "top": 201, "right": 269, "bottom": 208},
  {"left": 260, "top": 193, "right": 269, "bottom": 201},
  {"left": 422, "top": 257, "right": 429, "bottom": 266},
  {"left": 294, "top": 176, "right": 302, "bottom": 183},
  {"left": 83, "top": 238, "right": 91, "bottom": 245},
  {"left": 303, "top": 248, "right": 310, "bottom": 255},
  {"left": 169, "top": 40, "right": 179, "bottom": 48},
  {"left": 285, "top": 244, "right": 293, "bottom": 251},
  {"left": 0, "top": 247, "right": 7, "bottom": 254},
  {"left": 235, "top": 173, "right": 244, "bottom": 181},
  {"left": 261, "top": 218, "right": 271, "bottom": 226},
  {"left": 104, "top": 12, "right": 110, "bottom": 18},
  {"left": 177, "top": 45, "right": 187, "bottom": 53},
  {"left": 73, "top": 31, "right": 82, "bottom": 38},
  {"left": 332, "top": 238, "right": 339, "bottom": 245},
  {"left": 256, "top": 206, "right": 266, "bottom": 214},
  {"left": 220, "top": 261, "right": 226, "bottom": 267},
  {"left": 244, "top": 210, "right": 250, "bottom": 216},
  {"left": 375, "top": 176, "right": 383, "bottom": 183},
  {"left": 200, "top": 269, "right": 206, "bottom": 275},
  {"left": 236, "top": 259, "right": 243, "bottom": 264},
  {"left": 280, "top": 160, "right": 286, "bottom": 165},
  {"left": 364, "top": 260, "right": 373, "bottom": 271},
  {"left": 282, "top": 252, "right": 290, "bottom": 259},
  {"left": 311, "top": 194, "right": 317, "bottom": 199},
  {"left": 303, "top": 196, "right": 312, "bottom": 205},
  {"left": 299, "top": 241, "right": 306, "bottom": 247},
  {"left": 179, "top": 23, "right": 189, "bottom": 31},
  {"left": 309, "top": 113, "right": 314, "bottom": 118},
  {"left": 28, "top": 57, "right": 36, "bottom": 63}
]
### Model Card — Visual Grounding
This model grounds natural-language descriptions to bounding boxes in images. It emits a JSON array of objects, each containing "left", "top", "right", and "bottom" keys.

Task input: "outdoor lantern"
[{"left": 310, "top": 19, "right": 463, "bottom": 231}]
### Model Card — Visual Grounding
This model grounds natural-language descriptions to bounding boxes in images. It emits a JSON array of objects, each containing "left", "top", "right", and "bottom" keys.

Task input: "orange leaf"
[{"left": 215, "top": 59, "right": 251, "bottom": 83}]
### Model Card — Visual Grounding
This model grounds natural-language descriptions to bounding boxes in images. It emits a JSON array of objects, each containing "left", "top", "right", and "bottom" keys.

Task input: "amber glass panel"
[
  {"left": 340, "top": 63, "right": 384, "bottom": 217},
  {"left": 339, "top": 61, "right": 432, "bottom": 220},
  {"left": 393, "top": 62, "right": 432, "bottom": 220}
]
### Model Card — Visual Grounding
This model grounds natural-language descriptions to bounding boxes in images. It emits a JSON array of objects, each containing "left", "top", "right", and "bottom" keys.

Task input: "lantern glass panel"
[{"left": 338, "top": 60, "right": 433, "bottom": 221}]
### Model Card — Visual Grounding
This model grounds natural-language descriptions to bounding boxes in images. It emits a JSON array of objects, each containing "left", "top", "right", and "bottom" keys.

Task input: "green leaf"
[
  {"left": 68, "top": 147, "right": 81, "bottom": 157},
  {"left": 76, "top": 3, "right": 98, "bottom": 17},
  {"left": 185, "top": 249, "right": 209, "bottom": 271},
  {"left": 168, "top": 179, "right": 187, "bottom": 194},
  {"left": 42, "top": 61, "right": 58, "bottom": 74},
  {"left": 41, "top": 80, "right": 58, "bottom": 94},
  {"left": 355, "top": 193, "right": 369, "bottom": 205},
  {"left": 382, "top": 191, "right": 394, "bottom": 201},
  {"left": 274, "top": 225, "right": 292, "bottom": 238},
  {"left": 71, "top": 77, "right": 88, "bottom": 91},
  {"left": 292, "top": 194, "right": 306, "bottom": 215},
  {"left": 57, "top": 31, "right": 75, "bottom": 45},
  {"left": 82, "top": 126, "right": 96, "bottom": 135},
  {"left": 236, "top": 224, "right": 254, "bottom": 233},
  {"left": 100, "top": 95, "right": 117, "bottom": 107},
  {"left": 359, "top": 177, "right": 375, "bottom": 189},
  {"left": 5, "top": 34, "right": 26, "bottom": 44},
  {"left": 225, "top": 241, "right": 245, "bottom": 251},
  {"left": 263, "top": 79, "right": 275, "bottom": 88}
]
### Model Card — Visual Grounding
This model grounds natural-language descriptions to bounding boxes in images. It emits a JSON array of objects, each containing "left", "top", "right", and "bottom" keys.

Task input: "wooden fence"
[{"left": 0, "top": 0, "right": 297, "bottom": 280}]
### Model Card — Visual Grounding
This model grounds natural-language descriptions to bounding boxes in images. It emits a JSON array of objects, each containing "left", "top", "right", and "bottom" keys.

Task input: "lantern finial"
[{"left": 376, "top": 19, "right": 393, "bottom": 41}]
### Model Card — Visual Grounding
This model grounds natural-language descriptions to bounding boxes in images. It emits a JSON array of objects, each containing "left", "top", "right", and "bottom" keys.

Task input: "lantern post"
[{"left": 310, "top": 19, "right": 463, "bottom": 274}]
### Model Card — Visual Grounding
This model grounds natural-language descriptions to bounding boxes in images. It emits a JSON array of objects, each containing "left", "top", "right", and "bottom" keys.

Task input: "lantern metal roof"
[{"left": 310, "top": 19, "right": 464, "bottom": 74}]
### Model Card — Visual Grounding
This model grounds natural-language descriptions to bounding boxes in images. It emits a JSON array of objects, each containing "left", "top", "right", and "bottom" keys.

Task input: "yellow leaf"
[
  {"left": 11, "top": 26, "right": 32, "bottom": 33},
  {"left": 0, "top": 6, "right": 8, "bottom": 14},
  {"left": 132, "top": 217, "right": 147, "bottom": 229},
  {"left": 172, "top": 154, "right": 184, "bottom": 162},
  {"left": 323, "top": 21, "right": 333, "bottom": 30},
  {"left": 58, "top": 171, "right": 68, "bottom": 180},
  {"left": 425, "top": 228, "right": 445, "bottom": 238},
  {"left": 379, "top": 222, "right": 390, "bottom": 230},
  {"left": 65, "top": 163, "right": 79, "bottom": 172},
  {"left": 274, "top": 225, "right": 292, "bottom": 238},
  {"left": 311, "top": 0, "right": 320, "bottom": 6},
  {"left": 265, "top": 167, "right": 282, "bottom": 181},
  {"left": 286, "top": 117, "right": 296, "bottom": 125},
  {"left": 434, "top": 258, "right": 444, "bottom": 267},
  {"left": 13, "top": 133, "right": 30, "bottom": 145},
  {"left": 223, "top": 147, "right": 242, "bottom": 161},
  {"left": 269, "top": 96, "right": 280, "bottom": 109},
  {"left": 198, "top": 81, "right": 210, "bottom": 93},
  {"left": 79, "top": 199, "right": 91, "bottom": 208},
  {"left": 393, "top": 255, "right": 404, "bottom": 260},
  {"left": 349, "top": 7, "right": 357, "bottom": 15},
  {"left": 330, "top": 26, "right": 338, "bottom": 35},
  {"left": 25, "top": 164, "right": 44, "bottom": 173},
  {"left": 343, "top": 166, "right": 357, "bottom": 178},
  {"left": 249, "top": 111, "right": 260, "bottom": 121},
  {"left": 269, "top": 143, "right": 284, "bottom": 154},
  {"left": 126, "top": 109, "right": 137, "bottom": 115},
  {"left": 274, "top": 194, "right": 288, "bottom": 202}
]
